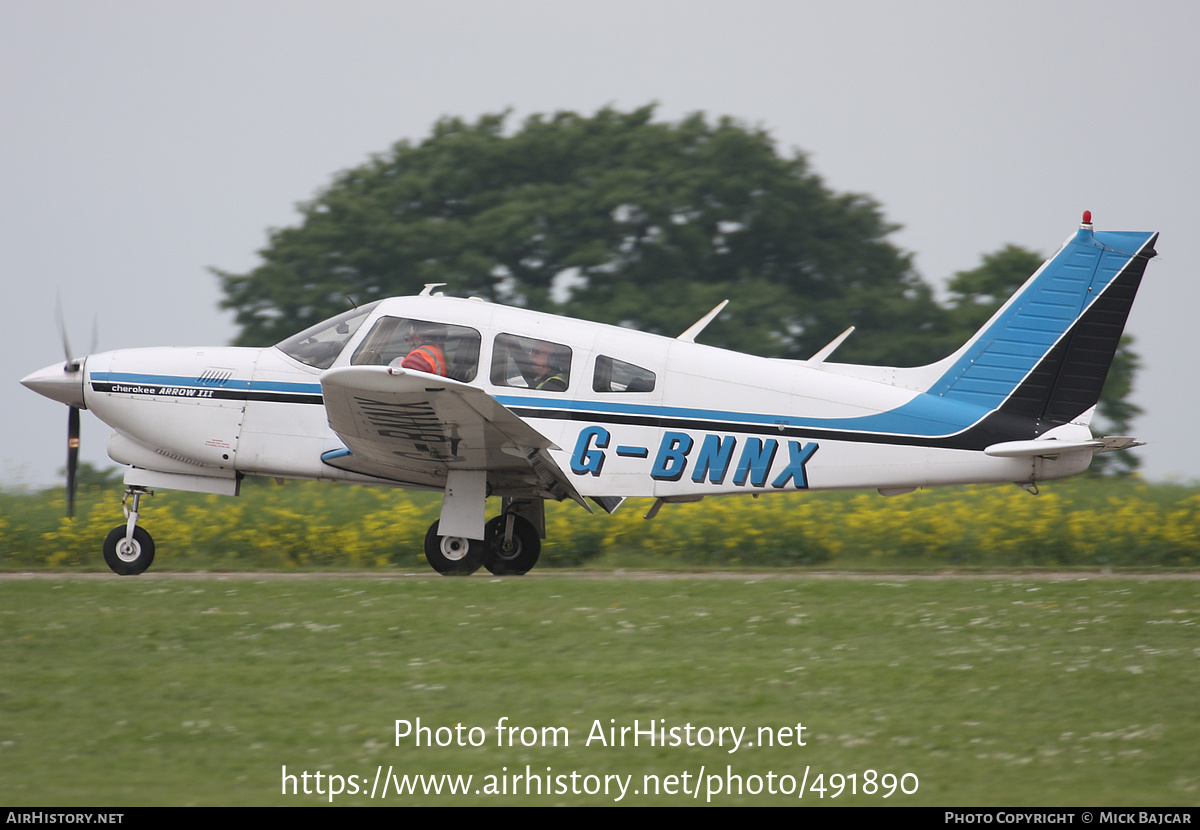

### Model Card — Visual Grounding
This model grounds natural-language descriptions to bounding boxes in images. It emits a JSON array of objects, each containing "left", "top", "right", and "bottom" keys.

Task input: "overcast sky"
[{"left": 4, "top": 0, "right": 1198, "bottom": 489}]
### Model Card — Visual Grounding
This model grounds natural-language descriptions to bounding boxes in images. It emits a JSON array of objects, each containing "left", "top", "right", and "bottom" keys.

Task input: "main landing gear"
[
  {"left": 102, "top": 486, "right": 155, "bottom": 575},
  {"left": 423, "top": 521, "right": 483, "bottom": 575},
  {"left": 423, "top": 499, "right": 542, "bottom": 576}
]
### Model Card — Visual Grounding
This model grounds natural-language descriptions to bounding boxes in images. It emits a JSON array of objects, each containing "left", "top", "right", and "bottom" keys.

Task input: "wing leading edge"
[{"left": 319, "top": 366, "right": 587, "bottom": 508}]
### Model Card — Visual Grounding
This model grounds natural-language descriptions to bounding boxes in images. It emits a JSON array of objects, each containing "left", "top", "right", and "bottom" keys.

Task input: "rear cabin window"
[
  {"left": 350, "top": 317, "right": 480, "bottom": 382},
  {"left": 490, "top": 334, "right": 571, "bottom": 392},
  {"left": 593, "top": 355, "right": 656, "bottom": 393}
]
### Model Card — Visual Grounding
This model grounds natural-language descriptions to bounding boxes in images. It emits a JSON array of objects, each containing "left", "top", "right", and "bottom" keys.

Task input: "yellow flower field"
[{"left": 4, "top": 476, "right": 1197, "bottom": 570}]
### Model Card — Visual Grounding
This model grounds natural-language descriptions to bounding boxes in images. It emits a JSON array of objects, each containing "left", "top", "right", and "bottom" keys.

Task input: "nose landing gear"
[{"left": 102, "top": 487, "right": 155, "bottom": 575}]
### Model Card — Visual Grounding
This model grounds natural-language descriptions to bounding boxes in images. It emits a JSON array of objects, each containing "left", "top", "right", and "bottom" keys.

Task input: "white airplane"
[{"left": 22, "top": 213, "right": 1157, "bottom": 576}]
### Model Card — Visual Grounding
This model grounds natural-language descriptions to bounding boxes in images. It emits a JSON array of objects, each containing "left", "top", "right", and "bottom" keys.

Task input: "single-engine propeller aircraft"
[{"left": 22, "top": 213, "right": 1157, "bottom": 576}]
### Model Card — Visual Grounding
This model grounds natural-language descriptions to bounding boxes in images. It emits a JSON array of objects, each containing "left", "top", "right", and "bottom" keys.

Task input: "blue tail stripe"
[{"left": 927, "top": 228, "right": 1153, "bottom": 409}]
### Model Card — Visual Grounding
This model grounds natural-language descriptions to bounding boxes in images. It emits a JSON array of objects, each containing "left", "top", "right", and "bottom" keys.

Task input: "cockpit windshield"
[{"left": 274, "top": 301, "right": 381, "bottom": 369}]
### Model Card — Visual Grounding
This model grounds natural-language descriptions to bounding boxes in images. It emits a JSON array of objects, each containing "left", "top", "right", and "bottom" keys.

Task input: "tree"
[
  {"left": 944, "top": 246, "right": 1141, "bottom": 475},
  {"left": 216, "top": 106, "right": 946, "bottom": 364}
]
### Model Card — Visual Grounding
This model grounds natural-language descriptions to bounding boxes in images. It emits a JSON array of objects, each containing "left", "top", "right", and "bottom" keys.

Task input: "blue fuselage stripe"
[{"left": 91, "top": 371, "right": 990, "bottom": 439}]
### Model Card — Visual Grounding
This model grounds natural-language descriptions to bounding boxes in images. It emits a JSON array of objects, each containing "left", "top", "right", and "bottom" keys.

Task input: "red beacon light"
[{"left": 1081, "top": 210, "right": 1093, "bottom": 227}]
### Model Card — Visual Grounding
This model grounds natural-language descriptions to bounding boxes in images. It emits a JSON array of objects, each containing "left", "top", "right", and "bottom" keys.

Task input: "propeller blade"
[
  {"left": 55, "top": 295, "right": 81, "bottom": 371},
  {"left": 66, "top": 406, "right": 80, "bottom": 519}
]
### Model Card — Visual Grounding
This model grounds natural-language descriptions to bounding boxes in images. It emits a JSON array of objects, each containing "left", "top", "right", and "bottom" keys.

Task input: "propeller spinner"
[{"left": 20, "top": 301, "right": 92, "bottom": 517}]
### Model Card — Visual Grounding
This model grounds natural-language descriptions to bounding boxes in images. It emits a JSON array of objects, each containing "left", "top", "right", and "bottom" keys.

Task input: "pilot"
[
  {"left": 391, "top": 321, "right": 448, "bottom": 376},
  {"left": 529, "top": 342, "right": 567, "bottom": 392}
]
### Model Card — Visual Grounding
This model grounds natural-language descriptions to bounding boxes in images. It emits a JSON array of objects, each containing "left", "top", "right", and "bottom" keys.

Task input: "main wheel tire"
[
  {"left": 423, "top": 521, "right": 483, "bottom": 575},
  {"left": 483, "top": 514, "right": 541, "bottom": 575},
  {"left": 103, "top": 525, "right": 155, "bottom": 576}
]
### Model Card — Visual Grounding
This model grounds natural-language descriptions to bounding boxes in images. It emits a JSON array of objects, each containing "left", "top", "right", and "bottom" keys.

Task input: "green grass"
[{"left": 2, "top": 574, "right": 1197, "bottom": 805}]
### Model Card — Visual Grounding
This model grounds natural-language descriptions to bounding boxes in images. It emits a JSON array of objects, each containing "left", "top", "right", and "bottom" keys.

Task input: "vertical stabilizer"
[{"left": 928, "top": 216, "right": 1156, "bottom": 428}]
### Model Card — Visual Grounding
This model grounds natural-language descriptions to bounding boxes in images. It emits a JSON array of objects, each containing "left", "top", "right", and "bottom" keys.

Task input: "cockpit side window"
[
  {"left": 490, "top": 333, "right": 571, "bottom": 392},
  {"left": 593, "top": 355, "right": 656, "bottom": 393},
  {"left": 350, "top": 316, "right": 481, "bottom": 382},
  {"left": 275, "top": 302, "right": 380, "bottom": 370}
]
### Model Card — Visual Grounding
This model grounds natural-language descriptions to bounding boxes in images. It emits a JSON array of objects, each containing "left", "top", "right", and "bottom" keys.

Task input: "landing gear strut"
[{"left": 102, "top": 487, "right": 155, "bottom": 575}]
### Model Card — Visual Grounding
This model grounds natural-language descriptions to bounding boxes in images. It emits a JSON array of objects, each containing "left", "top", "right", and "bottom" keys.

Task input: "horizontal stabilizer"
[{"left": 984, "top": 435, "right": 1142, "bottom": 458}]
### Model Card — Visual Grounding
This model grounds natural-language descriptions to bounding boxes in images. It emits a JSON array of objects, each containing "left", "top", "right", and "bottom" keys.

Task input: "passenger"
[{"left": 530, "top": 342, "right": 567, "bottom": 391}]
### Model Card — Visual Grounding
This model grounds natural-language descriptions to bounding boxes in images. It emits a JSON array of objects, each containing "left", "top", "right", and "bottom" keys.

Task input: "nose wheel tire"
[
  {"left": 423, "top": 521, "right": 483, "bottom": 575},
  {"left": 103, "top": 526, "right": 156, "bottom": 576},
  {"left": 483, "top": 514, "right": 540, "bottom": 575}
]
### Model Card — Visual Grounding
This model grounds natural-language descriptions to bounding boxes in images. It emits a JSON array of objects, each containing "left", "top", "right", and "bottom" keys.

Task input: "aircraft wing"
[{"left": 319, "top": 366, "right": 587, "bottom": 507}]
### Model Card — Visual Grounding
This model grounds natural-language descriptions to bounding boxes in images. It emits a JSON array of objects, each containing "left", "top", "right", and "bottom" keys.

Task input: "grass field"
[{"left": 2, "top": 573, "right": 1197, "bottom": 805}]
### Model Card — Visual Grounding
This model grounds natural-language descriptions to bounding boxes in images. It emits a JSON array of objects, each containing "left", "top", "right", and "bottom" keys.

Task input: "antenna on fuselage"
[
  {"left": 676, "top": 300, "right": 729, "bottom": 343},
  {"left": 419, "top": 283, "right": 447, "bottom": 297},
  {"left": 806, "top": 326, "right": 856, "bottom": 366}
]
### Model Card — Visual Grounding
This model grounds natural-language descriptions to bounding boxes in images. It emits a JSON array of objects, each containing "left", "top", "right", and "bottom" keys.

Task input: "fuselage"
[{"left": 73, "top": 293, "right": 1090, "bottom": 500}]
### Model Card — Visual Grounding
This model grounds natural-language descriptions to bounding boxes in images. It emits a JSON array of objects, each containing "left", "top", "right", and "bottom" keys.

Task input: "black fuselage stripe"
[{"left": 90, "top": 382, "right": 324, "bottom": 405}]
